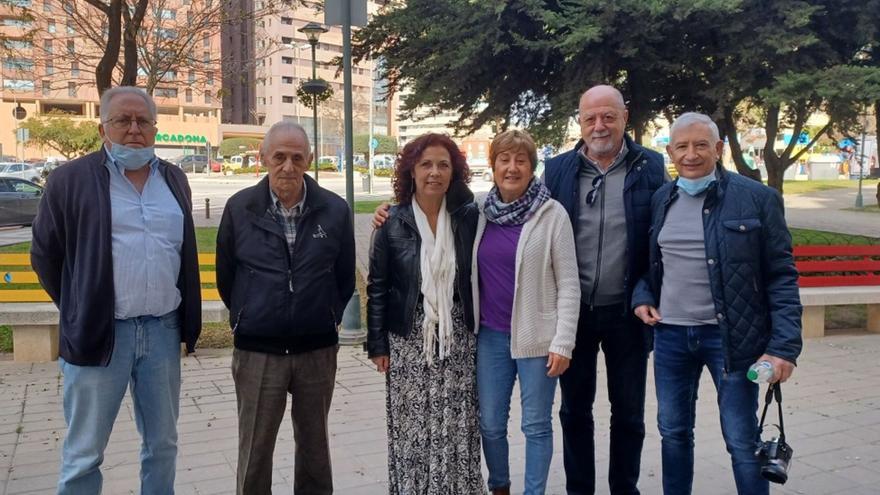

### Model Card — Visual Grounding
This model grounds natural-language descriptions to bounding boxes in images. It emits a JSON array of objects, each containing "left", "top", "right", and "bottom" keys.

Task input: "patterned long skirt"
[{"left": 386, "top": 301, "right": 485, "bottom": 495}]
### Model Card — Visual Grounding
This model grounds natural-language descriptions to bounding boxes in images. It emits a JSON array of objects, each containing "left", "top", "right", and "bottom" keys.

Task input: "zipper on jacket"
[
  {"left": 589, "top": 172, "right": 607, "bottom": 310},
  {"left": 287, "top": 269, "right": 293, "bottom": 293},
  {"left": 231, "top": 308, "right": 244, "bottom": 333}
]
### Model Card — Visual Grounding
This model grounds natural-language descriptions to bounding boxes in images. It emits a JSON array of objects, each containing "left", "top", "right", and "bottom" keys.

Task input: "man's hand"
[
  {"left": 371, "top": 355, "right": 389, "bottom": 373},
  {"left": 372, "top": 203, "right": 391, "bottom": 229},
  {"left": 634, "top": 305, "right": 662, "bottom": 326},
  {"left": 758, "top": 353, "right": 795, "bottom": 383},
  {"left": 546, "top": 353, "right": 570, "bottom": 377}
]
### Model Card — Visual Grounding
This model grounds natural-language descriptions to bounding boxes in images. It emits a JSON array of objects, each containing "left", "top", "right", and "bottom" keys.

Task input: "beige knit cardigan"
[{"left": 470, "top": 199, "right": 581, "bottom": 359}]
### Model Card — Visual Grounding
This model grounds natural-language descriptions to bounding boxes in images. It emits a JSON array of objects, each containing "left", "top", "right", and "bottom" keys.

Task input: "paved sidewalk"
[
  {"left": 784, "top": 187, "right": 879, "bottom": 237},
  {"left": 2, "top": 332, "right": 880, "bottom": 494}
]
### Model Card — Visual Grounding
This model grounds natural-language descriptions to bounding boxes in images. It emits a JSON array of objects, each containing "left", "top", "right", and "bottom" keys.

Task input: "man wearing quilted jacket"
[{"left": 632, "top": 112, "right": 802, "bottom": 495}]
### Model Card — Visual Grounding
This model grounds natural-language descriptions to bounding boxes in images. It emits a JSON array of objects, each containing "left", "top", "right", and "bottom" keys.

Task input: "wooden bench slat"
[
  {"left": 798, "top": 275, "right": 880, "bottom": 287},
  {"left": 797, "top": 260, "right": 880, "bottom": 272},
  {"left": 0, "top": 289, "right": 52, "bottom": 302},
  {"left": 794, "top": 245, "right": 880, "bottom": 257}
]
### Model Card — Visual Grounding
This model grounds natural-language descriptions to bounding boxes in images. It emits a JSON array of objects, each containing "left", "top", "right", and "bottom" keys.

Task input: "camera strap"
[{"left": 758, "top": 383, "right": 785, "bottom": 442}]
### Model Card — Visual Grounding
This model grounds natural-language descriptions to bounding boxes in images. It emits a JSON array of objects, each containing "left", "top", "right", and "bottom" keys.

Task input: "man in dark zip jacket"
[
  {"left": 31, "top": 87, "right": 201, "bottom": 494},
  {"left": 632, "top": 112, "right": 801, "bottom": 495},
  {"left": 216, "top": 121, "right": 355, "bottom": 495},
  {"left": 543, "top": 85, "right": 667, "bottom": 495}
]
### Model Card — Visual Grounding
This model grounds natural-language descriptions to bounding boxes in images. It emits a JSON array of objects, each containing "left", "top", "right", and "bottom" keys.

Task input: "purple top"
[{"left": 477, "top": 222, "right": 523, "bottom": 333}]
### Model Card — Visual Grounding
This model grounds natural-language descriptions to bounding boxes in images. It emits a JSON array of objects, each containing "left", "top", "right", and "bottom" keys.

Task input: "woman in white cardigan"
[{"left": 472, "top": 129, "right": 580, "bottom": 495}]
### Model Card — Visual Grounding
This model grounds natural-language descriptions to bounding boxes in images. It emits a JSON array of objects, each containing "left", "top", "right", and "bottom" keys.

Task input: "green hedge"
[{"left": 355, "top": 166, "right": 393, "bottom": 177}]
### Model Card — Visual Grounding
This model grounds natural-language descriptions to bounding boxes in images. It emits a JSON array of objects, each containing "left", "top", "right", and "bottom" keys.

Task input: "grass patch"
[
  {"left": 780, "top": 179, "right": 879, "bottom": 195},
  {"left": 354, "top": 199, "right": 392, "bottom": 214},
  {"left": 790, "top": 228, "right": 880, "bottom": 246},
  {"left": 0, "top": 325, "right": 11, "bottom": 353},
  {"left": 199, "top": 321, "right": 233, "bottom": 348}
]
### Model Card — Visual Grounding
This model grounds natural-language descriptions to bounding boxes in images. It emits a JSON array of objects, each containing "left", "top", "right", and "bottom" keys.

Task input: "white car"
[{"left": 0, "top": 162, "right": 41, "bottom": 183}]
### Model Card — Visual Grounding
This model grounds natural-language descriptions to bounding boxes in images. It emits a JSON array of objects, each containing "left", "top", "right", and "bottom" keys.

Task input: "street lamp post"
[{"left": 298, "top": 22, "right": 329, "bottom": 184}]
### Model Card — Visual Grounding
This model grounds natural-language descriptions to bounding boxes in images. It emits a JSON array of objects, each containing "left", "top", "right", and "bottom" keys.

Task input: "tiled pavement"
[{"left": 2, "top": 332, "right": 880, "bottom": 494}]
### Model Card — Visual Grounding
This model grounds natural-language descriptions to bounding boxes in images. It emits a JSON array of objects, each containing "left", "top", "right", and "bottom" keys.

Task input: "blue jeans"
[
  {"left": 57, "top": 313, "right": 182, "bottom": 495},
  {"left": 653, "top": 323, "right": 767, "bottom": 495},
  {"left": 477, "top": 328, "right": 558, "bottom": 494}
]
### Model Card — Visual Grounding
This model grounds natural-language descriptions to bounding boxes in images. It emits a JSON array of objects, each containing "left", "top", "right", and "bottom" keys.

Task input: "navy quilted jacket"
[
  {"left": 632, "top": 167, "right": 803, "bottom": 371},
  {"left": 544, "top": 135, "right": 667, "bottom": 310}
]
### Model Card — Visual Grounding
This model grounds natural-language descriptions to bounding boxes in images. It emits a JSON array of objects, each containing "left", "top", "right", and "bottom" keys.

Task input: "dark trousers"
[
  {"left": 559, "top": 303, "right": 648, "bottom": 495},
  {"left": 232, "top": 345, "right": 338, "bottom": 495}
]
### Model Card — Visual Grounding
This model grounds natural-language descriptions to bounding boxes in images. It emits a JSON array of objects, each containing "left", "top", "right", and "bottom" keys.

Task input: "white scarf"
[{"left": 412, "top": 197, "right": 456, "bottom": 365}]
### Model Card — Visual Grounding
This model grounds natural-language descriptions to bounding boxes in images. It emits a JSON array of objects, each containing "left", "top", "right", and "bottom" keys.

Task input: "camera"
[{"left": 755, "top": 434, "right": 793, "bottom": 484}]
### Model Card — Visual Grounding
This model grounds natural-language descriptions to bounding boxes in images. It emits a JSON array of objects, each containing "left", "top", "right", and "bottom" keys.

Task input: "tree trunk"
[
  {"left": 120, "top": 0, "right": 149, "bottom": 86},
  {"left": 764, "top": 152, "right": 787, "bottom": 194},
  {"left": 91, "top": 0, "right": 123, "bottom": 95},
  {"left": 632, "top": 119, "right": 645, "bottom": 146},
  {"left": 722, "top": 107, "right": 761, "bottom": 182}
]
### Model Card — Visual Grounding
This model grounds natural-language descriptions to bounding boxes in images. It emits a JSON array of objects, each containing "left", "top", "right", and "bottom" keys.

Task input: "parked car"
[
  {"left": 371, "top": 154, "right": 396, "bottom": 170},
  {"left": 0, "top": 177, "right": 43, "bottom": 227},
  {"left": 40, "top": 161, "right": 67, "bottom": 183},
  {"left": 0, "top": 163, "right": 42, "bottom": 183}
]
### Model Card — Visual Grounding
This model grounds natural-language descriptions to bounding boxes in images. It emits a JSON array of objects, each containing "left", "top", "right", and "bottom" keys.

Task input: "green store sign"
[{"left": 156, "top": 133, "right": 208, "bottom": 144}]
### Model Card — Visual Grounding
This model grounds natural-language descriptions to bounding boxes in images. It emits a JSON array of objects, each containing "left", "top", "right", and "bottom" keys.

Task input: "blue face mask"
[
  {"left": 677, "top": 173, "right": 716, "bottom": 196},
  {"left": 107, "top": 141, "right": 155, "bottom": 170}
]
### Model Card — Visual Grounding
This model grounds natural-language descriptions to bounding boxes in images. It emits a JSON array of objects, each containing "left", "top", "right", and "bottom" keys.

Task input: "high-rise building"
[
  {"left": 221, "top": 1, "right": 396, "bottom": 158},
  {"left": 0, "top": 0, "right": 223, "bottom": 160}
]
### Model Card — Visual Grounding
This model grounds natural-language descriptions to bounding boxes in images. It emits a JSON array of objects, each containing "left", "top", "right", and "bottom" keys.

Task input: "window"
[
  {"left": 45, "top": 59, "right": 53, "bottom": 75},
  {"left": 160, "top": 70, "right": 176, "bottom": 81},
  {"left": 188, "top": 71, "right": 195, "bottom": 83},
  {"left": 282, "top": 56, "right": 293, "bottom": 64},
  {"left": 203, "top": 51, "right": 210, "bottom": 63},
  {"left": 43, "top": 0, "right": 52, "bottom": 12},
  {"left": 41, "top": 79, "right": 50, "bottom": 95},
  {"left": 187, "top": 11, "right": 193, "bottom": 24},
  {"left": 7, "top": 0, "right": 32, "bottom": 7},
  {"left": 155, "top": 87, "right": 178, "bottom": 98},
  {"left": 3, "top": 39, "right": 31, "bottom": 50},
  {"left": 282, "top": 96, "right": 294, "bottom": 103},
  {"left": 3, "top": 18, "right": 33, "bottom": 28},
  {"left": 204, "top": 92, "right": 211, "bottom": 104},
  {"left": 70, "top": 61, "right": 79, "bottom": 76},
  {"left": 282, "top": 76, "right": 293, "bottom": 84},
  {"left": 3, "top": 58, "right": 34, "bottom": 71},
  {"left": 62, "top": 0, "right": 73, "bottom": 13},
  {"left": 43, "top": 39, "right": 53, "bottom": 53},
  {"left": 47, "top": 20, "right": 56, "bottom": 33},
  {"left": 157, "top": 8, "right": 176, "bottom": 19},
  {"left": 281, "top": 36, "right": 293, "bottom": 45},
  {"left": 185, "top": 88, "right": 192, "bottom": 102},
  {"left": 203, "top": 34, "right": 210, "bottom": 48},
  {"left": 206, "top": 71, "right": 213, "bottom": 85},
  {"left": 158, "top": 28, "right": 177, "bottom": 39},
  {"left": 257, "top": 97, "right": 266, "bottom": 105},
  {"left": 66, "top": 40, "right": 74, "bottom": 54},
  {"left": 281, "top": 17, "right": 292, "bottom": 25},
  {"left": 66, "top": 20, "right": 74, "bottom": 34},
  {"left": 67, "top": 81, "right": 76, "bottom": 97},
  {"left": 137, "top": 67, "right": 148, "bottom": 76}
]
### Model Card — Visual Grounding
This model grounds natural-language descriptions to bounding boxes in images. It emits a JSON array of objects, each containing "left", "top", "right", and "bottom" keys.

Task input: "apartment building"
[
  {"left": 0, "top": 0, "right": 222, "bottom": 160},
  {"left": 222, "top": 1, "right": 396, "bottom": 158}
]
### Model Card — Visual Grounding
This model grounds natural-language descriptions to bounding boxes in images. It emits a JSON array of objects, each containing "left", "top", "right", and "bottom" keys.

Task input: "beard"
[{"left": 586, "top": 134, "right": 618, "bottom": 156}]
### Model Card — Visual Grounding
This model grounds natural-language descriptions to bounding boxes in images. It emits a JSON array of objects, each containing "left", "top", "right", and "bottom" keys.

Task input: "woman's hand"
[
  {"left": 634, "top": 305, "right": 662, "bottom": 326},
  {"left": 371, "top": 355, "right": 390, "bottom": 373},
  {"left": 546, "top": 353, "right": 570, "bottom": 377}
]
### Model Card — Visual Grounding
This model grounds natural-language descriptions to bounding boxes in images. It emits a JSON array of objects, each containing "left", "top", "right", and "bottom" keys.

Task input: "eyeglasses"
[
  {"left": 585, "top": 174, "right": 605, "bottom": 206},
  {"left": 103, "top": 117, "right": 157, "bottom": 132}
]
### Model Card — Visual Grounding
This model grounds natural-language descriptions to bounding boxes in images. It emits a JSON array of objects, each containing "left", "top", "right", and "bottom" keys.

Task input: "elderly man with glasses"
[
  {"left": 543, "top": 85, "right": 668, "bottom": 495},
  {"left": 31, "top": 86, "right": 201, "bottom": 494}
]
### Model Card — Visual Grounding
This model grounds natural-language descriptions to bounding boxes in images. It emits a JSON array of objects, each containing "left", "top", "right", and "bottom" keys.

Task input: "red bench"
[{"left": 793, "top": 245, "right": 880, "bottom": 337}]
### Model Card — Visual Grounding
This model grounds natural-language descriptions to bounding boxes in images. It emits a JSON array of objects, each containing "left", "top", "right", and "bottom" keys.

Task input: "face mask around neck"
[
  {"left": 108, "top": 141, "right": 155, "bottom": 171},
  {"left": 677, "top": 172, "right": 716, "bottom": 196}
]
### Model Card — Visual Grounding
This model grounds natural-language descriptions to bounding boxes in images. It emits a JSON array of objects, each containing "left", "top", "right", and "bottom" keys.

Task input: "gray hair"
[
  {"left": 670, "top": 112, "right": 721, "bottom": 142},
  {"left": 99, "top": 86, "right": 157, "bottom": 122},
  {"left": 261, "top": 120, "right": 311, "bottom": 155}
]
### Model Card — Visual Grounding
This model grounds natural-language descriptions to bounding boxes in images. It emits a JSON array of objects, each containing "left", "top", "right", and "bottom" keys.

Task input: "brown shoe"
[{"left": 491, "top": 487, "right": 510, "bottom": 495}]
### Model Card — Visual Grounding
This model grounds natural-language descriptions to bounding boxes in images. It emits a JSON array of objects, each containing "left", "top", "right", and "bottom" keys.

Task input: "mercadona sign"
[{"left": 156, "top": 133, "right": 208, "bottom": 144}]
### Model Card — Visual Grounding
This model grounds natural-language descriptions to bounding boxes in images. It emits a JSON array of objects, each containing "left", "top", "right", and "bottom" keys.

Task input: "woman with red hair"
[{"left": 366, "top": 133, "right": 484, "bottom": 493}]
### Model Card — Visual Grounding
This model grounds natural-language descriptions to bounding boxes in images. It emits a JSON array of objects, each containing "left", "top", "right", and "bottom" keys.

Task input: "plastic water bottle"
[{"left": 747, "top": 361, "right": 774, "bottom": 383}]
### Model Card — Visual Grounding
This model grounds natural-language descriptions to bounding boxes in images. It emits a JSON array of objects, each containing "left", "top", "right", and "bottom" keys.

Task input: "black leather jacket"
[{"left": 366, "top": 182, "right": 478, "bottom": 358}]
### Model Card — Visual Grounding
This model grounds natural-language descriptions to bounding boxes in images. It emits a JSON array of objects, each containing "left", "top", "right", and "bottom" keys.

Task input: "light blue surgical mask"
[
  {"left": 107, "top": 141, "right": 155, "bottom": 170},
  {"left": 677, "top": 173, "right": 716, "bottom": 196}
]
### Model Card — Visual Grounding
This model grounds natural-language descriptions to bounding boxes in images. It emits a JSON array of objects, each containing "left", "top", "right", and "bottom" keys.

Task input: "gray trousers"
[{"left": 232, "top": 345, "right": 338, "bottom": 495}]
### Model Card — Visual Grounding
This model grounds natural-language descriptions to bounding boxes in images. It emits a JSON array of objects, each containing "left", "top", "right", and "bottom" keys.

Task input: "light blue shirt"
[{"left": 104, "top": 149, "right": 184, "bottom": 319}]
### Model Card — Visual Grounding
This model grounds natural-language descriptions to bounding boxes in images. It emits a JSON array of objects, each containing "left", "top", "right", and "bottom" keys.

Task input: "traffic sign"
[{"left": 370, "top": 137, "right": 378, "bottom": 150}]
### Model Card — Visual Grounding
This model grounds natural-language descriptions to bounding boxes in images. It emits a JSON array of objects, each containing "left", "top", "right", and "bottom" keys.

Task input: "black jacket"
[
  {"left": 366, "top": 182, "right": 478, "bottom": 358},
  {"left": 30, "top": 150, "right": 202, "bottom": 366},
  {"left": 216, "top": 175, "right": 356, "bottom": 354},
  {"left": 632, "top": 167, "right": 803, "bottom": 370}
]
